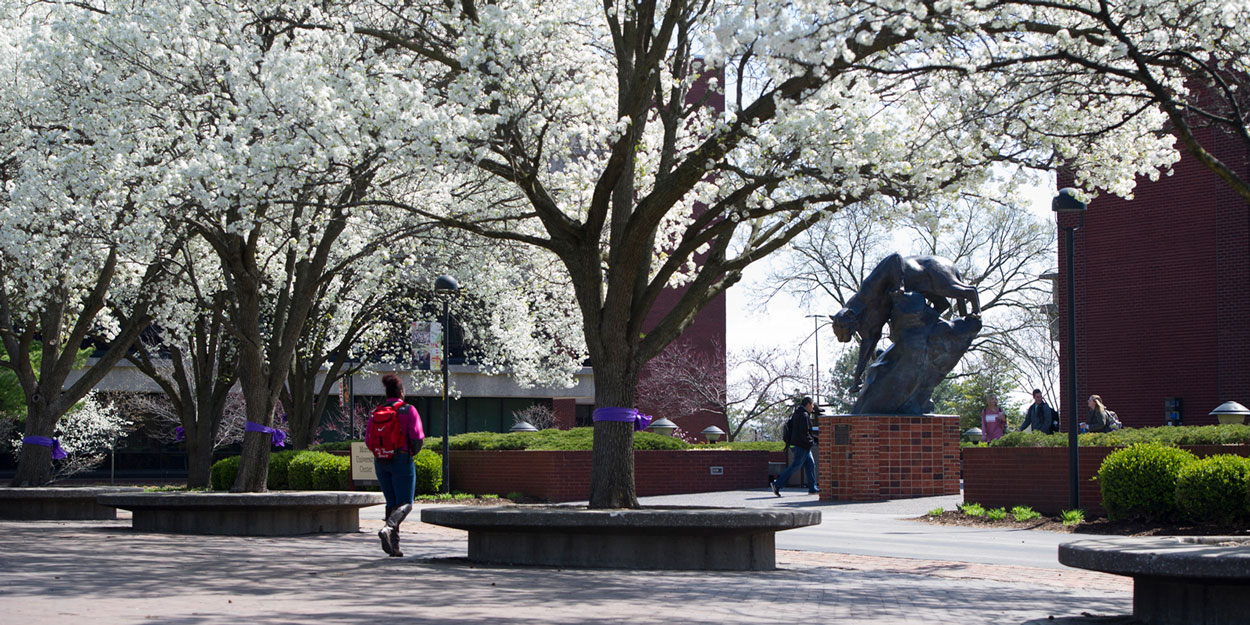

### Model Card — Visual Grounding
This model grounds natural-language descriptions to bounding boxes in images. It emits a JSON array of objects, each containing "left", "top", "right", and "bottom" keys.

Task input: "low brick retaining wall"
[
  {"left": 448, "top": 450, "right": 771, "bottom": 502},
  {"left": 962, "top": 445, "right": 1250, "bottom": 516}
]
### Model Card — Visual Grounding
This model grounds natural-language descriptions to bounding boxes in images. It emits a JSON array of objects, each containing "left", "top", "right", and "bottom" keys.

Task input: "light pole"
[
  {"left": 434, "top": 274, "right": 461, "bottom": 494},
  {"left": 804, "top": 314, "right": 829, "bottom": 406},
  {"left": 1054, "top": 188, "right": 1087, "bottom": 511}
]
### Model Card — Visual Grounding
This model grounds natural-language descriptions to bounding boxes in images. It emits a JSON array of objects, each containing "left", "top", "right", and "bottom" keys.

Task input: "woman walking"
[
  {"left": 981, "top": 394, "right": 1007, "bottom": 442},
  {"left": 366, "top": 374, "right": 425, "bottom": 557}
]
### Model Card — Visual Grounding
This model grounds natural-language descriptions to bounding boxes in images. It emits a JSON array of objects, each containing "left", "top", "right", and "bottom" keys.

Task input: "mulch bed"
[{"left": 915, "top": 510, "right": 1250, "bottom": 536}]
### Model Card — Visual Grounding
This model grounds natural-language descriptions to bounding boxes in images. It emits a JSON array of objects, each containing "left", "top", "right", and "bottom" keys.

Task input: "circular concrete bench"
[
  {"left": 1059, "top": 536, "right": 1250, "bottom": 625},
  {"left": 98, "top": 491, "right": 385, "bottom": 536},
  {"left": 0, "top": 487, "right": 143, "bottom": 520},
  {"left": 422, "top": 505, "right": 821, "bottom": 570}
]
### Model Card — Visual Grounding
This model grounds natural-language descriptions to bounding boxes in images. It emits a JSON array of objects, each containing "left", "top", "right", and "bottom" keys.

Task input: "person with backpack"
[
  {"left": 367, "top": 374, "right": 425, "bottom": 557},
  {"left": 1021, "top": 389, "right": 1059, "bottom": 434},
  {"left": 772, "top": 396, "right": 819, "bottom": 497},
  {"left": 1087, "top": 394, "right": 1122, "bottom": 433}
]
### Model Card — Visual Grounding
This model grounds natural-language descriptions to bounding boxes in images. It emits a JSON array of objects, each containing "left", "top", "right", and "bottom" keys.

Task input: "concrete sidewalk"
[{"left": 0, "top": 490, "right": 1133, "bottom": 624}]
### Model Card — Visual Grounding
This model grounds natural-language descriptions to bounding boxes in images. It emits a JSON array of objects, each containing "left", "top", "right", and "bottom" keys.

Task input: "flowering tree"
[
  {"left": 291, "top": 0, "right": 1176, "bottom": 507},
  {"left": 1005, "top": 0, "right": 1250, "bottom": 202},
  {"left": 9, "top": 0, "right": 1214, "bottom": 504},
  {"left": 0, "top": 4, "right": 183, "bottom": 485}
]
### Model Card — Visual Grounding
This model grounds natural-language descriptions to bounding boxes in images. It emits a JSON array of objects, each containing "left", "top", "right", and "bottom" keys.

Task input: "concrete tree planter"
[
  {"left": 97, "top": 491, "right": 384, "bottom": 536},
  {"left": 422, "top": 505, "right": 821, "bottom": 570},
  {"left": 1060, "top": 536, "right": 1250, "bottom": 625},
  {"left": 0, "top": 486, "right": 143, "bottom": 520}
]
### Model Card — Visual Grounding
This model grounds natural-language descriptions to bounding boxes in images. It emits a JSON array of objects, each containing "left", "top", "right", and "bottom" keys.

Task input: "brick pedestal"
[{"left": 817, "top": 414, "right": 960, "bottom": 502}]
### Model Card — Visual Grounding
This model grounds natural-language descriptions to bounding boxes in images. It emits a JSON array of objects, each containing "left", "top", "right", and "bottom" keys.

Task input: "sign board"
[
  {"left": 350, "top": 442, "right": 377, "bottom": 481},
  {"left": 410, "top": 321, "right": 443, "bottom": 371}
]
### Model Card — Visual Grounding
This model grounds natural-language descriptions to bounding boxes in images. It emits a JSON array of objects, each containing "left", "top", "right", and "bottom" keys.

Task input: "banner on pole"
[{"left": 410, "top": 321, "right": 443, "bottom": 371}]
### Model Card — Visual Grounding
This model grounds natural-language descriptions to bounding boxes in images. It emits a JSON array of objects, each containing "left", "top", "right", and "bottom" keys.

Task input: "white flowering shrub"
[{"left": 10, "top": 393, "right": 134, "bottom": 480}]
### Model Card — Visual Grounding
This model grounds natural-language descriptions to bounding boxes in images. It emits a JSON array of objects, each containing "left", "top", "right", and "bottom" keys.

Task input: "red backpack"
[{"left": 366, "top": 400, "right": 410, "bottom": 459}]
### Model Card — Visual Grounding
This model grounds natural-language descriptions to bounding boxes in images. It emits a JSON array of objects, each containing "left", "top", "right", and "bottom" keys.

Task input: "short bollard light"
[
  {"left": 646, "top": 418, "right": 678, "bottom": 437},
  {"left": 701, "top": 426, "right": 726, "bottom": 442},
  {"left": 1209, "top": 401, "right": 1250, "bottom": 426},
  {"left": 509, "top": 421, "right": 540, "bottom": 433},
  {"left": 962, "top": 427, "right": 983, "bottom": 443}
]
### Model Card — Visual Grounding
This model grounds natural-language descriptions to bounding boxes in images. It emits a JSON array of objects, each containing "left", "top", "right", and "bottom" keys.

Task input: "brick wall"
[
  {"left": 448, "top": 449, "right": 769, "bottom": 502},
  {"left": 1056, "top": 128, "right": 1250, "bottom": 429},
  {"left": 962, "top": 445, "right": 1250, "bottom": 516},
  {"left": 816, "top": 415, "right": 960, "bottom": 501}
]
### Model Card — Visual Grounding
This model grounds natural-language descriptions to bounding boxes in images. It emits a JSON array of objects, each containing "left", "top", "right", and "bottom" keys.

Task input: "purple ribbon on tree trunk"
[
  {"left": 22, "top": 436, "right": 68, "bottom": 459},
  {"left": 245, "top": 421, "right": 287, "bottom": 447},
  {"left": 174, "top": 426, "right": 185, "bottom": 442},
  {"left": 592, "top": 407, "right": 654, "bottom": 432}
]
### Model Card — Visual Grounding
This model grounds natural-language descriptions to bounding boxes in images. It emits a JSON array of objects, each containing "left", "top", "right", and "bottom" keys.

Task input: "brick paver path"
[{"left": 0, "top": 518, "right": 1131, "bottom": 624}]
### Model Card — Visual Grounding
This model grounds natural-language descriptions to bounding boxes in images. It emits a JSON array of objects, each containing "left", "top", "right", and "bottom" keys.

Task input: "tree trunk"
[
  {"left": 231, "top": 360, "right": 276, "bottom": 492},
  {"left": 588, "top": 355, "right": 641, "bottom": 508},
  {"left": 10, "top": 405, "right": 55, "bottom": 486},
  {"left": 185, "top": 429, "right": 213, "bottom": 489},
  {"left": 286, "top": 365, "right": 317, "bottom": 450}
]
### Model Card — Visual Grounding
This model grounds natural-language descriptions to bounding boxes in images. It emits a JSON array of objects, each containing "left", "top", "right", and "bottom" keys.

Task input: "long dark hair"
[{"left": 382, "top": 374, "right": 405, "bottom": 399}]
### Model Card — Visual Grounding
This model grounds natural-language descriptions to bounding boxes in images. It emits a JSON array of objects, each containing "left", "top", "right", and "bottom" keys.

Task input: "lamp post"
[
  {"left": 804, "top": 314, "right": 829, "bottom": 406},
  {"left": 434, "top": 274, "right": 461, "bottom": 494},
  {"left": 1053, "top": 188, "right": 1087, "bottom": 511}
]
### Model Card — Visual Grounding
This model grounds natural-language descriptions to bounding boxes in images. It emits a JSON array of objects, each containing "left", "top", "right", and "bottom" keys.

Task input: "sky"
[{"left": 724, "top": 176, "right": 1059, "bottom": 399}]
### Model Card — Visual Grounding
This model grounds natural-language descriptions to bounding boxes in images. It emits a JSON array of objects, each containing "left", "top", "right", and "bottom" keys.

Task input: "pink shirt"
[
  {"left": 398, "top": 403, "right": 425, "bottom": 443},
  {"left": 981, "top": 408, "right": 1006, "bottom": 441}
]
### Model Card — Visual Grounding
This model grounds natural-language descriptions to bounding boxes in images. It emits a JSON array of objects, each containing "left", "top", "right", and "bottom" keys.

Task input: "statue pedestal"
[{"left": 816, "top": 414, "right": 960, "bottom": 502}]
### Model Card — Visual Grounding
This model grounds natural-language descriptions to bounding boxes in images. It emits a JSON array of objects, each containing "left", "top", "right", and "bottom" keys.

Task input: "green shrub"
[
  {"left": 986, "top": 507, "right": 1007, "bottom": 521},
  {"left": 927, "top": 507, "right": 944, "bottom": 516},
  {"left": 1060, "top": 509, "right": 1085, "bottom": 526},
  {"left": 266, "top": 450, "right": 300, "bottom": 490},
  {"left": 1175, "top": 454, "right": 1250, "bottom": 524},
  {"left": 958, "top": 502, "right": 986, "bottom": 517},
  {"left": 210, "top": 451, "right": 309, "bottom": 491},
  {"left": 210, "top": 456, "right": 240, "bottom": 491},
  {"left": 703, "top": 440, "right": 787, "bottom": 452},
  {"left": 633, "top": 430, "right": 690, "bottom": 450},
  {"left": 1098, "top": 442, "right": 1198, "bottom": 521},
  {"left": 988, "top": 424, "right": 1250, "bottom": 448},
  {"left": 308, "top": 441, "right": 357, "bottom": 452},
  {"left": 414, "top": 448, "right": 443, "bottom": 494},
  {"left": 288, "top": 451, "right": 349, "bottom": 490},
  {"left": 1010, "top": 506, "right": 1041, "bottom": 522}
]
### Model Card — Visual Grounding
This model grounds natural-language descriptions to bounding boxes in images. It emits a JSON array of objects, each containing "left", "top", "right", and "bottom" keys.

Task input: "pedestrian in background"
[
  {"left": 980, "top": 394, "right": 1007, "bottom": 442},
  {"left": 1021, "top": 389, "right": 1059, "bottom": 434},
  {"left": 773, "top": 396, "right": 819, "bottom": 496}
]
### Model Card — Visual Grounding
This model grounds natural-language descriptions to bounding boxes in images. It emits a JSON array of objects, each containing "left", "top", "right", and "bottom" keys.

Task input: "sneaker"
[
  {"left": 378, "top": 527, "right": 395, "bottom": 556},
  {"left": 772, "top": 481, "right": 781, "bottom": 497},
  {"left": 807, "top": 488, "right": 821, "bottom": 494}
]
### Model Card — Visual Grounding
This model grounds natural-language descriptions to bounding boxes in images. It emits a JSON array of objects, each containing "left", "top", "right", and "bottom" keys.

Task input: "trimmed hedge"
[
  {"left": 210, "top": 451, "right": 302, "bottom": 491},
  {"left": 415, "top": 448, "right": 443, "bottom": 494},
  {"left": 266, "top": 450, "right": 300, "bottom": 490},
  {"left": 288, "top": 451, "right": 350, "bottom": 490},
  {"left": 302, "top": 428, "right": 767, "bottom": 455},
  {"left": 1175, "top": 454, "right": 1250, "bottom": 524},
  {"left": 701, "top": 440, "right": 786, "bottom": 452},
  {"left": 210, "top": 456, "right": 241, "bottom": 491},
  {"left": 989, "top": 424, "right": 1250, "bottom": 448},
  {"left": 1098, "top": 442, "right": 1198, "bottom": 521}
]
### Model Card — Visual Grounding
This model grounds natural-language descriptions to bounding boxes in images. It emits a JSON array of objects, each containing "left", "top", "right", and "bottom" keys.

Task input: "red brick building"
[{"left": 1057, "top": 126, "right": 1250, "bottom": 428}]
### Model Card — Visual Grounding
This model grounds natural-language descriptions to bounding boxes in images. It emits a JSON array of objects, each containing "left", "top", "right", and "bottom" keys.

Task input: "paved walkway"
[{"left": 0, "top": 489, "right": 1135, "bottom": 624}]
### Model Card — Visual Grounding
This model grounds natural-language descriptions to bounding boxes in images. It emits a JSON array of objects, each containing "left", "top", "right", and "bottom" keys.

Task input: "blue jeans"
[
  {"left": 374, "top": 452, "right": 415, "bottom": 512},
  {"left": 775, "top": 446, "right": 817, "bottom": 491}
]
